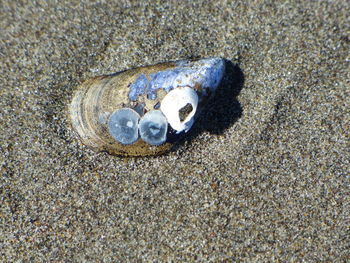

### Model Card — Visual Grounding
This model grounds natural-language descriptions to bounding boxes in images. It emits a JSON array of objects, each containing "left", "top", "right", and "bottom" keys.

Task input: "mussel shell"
[{"left": 69, "top": 58, "right": 225, "bottom": 156}]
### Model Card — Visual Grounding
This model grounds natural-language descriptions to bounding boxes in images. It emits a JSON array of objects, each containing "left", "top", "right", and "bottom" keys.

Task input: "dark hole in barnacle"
[{"left": 179, "top": 103, "right": 193, "bottom": 122}]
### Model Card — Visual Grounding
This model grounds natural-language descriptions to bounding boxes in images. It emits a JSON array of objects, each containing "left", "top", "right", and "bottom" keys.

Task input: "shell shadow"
[{"left": 171, "top": 59, "right": 244, "bottom": 152}]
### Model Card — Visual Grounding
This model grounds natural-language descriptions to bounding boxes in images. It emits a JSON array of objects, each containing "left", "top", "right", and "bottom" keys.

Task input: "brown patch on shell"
[{"left": 193, "top": 82, "right": 203, "bottom": 92}]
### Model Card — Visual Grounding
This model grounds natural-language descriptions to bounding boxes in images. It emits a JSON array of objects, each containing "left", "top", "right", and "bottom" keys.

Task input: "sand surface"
[{"left": 1, "top": 1, "right": 349, "bottom": 262}]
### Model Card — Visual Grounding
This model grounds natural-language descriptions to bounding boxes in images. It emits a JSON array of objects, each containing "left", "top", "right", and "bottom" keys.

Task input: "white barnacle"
[
  {"left": 108, "top": 108, "right": 140, "bottom": 145},
  {"left": 139, "top": 110, "right": 168, "bottom": 145},
  {"left": 160, "top": 87, "right": 198, "bottom": 133}
]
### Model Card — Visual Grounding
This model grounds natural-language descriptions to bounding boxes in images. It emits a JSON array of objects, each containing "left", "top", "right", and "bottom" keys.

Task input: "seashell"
[{"left": 69, "top": 57, "right": 225, "bottom": 156}]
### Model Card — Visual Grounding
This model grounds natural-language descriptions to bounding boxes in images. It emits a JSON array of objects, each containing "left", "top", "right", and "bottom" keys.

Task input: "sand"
[{"left": 1, "top": 0, "right": 349, "bottom": 262}]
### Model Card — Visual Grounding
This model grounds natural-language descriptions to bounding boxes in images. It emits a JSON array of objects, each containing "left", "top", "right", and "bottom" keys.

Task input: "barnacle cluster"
[{"left": 69, "top": 58, "right": 225, "bottom": 156}]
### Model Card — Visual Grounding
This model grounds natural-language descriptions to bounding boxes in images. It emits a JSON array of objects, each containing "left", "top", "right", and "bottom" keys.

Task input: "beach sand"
[{"left": 1, "top": 1, "right": 349, "bottom": 261}]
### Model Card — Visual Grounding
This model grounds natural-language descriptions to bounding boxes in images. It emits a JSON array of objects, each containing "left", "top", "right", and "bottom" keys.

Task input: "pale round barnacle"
[
  {"left": 108, "top": 108, "right": 140, "bottom": 145},
  {"left": 139, "top": 110, "right": 168, "bottom": 146},
  {"left": 160, "top": 87, "right": 198, "bottom": 133}
]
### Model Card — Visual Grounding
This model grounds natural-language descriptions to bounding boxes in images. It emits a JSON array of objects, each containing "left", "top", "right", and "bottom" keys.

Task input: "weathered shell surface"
[{"left": 69, "top": 58, "right": 225, "bottom": 156}]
